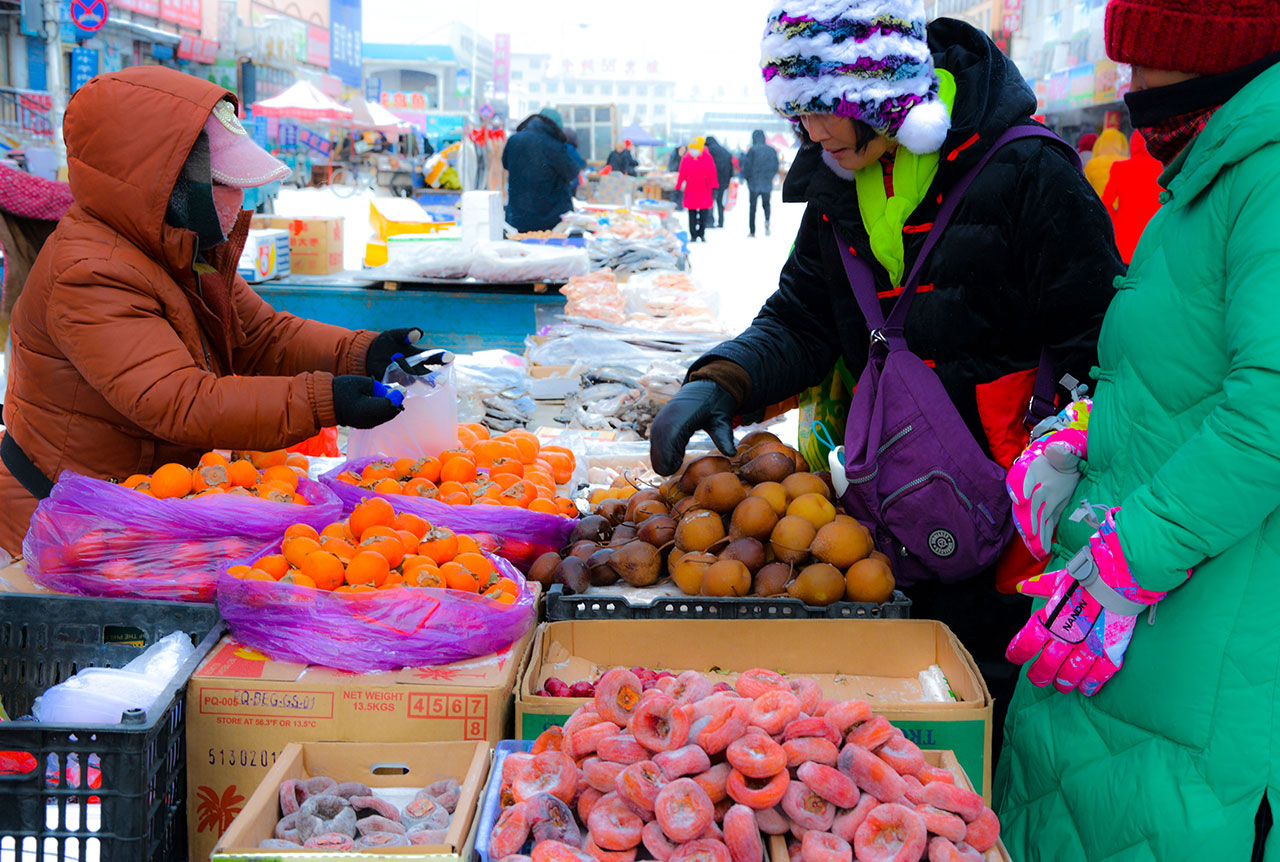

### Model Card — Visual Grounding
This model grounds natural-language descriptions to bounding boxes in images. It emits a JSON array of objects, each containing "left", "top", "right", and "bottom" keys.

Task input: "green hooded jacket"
[{"left": 997, "top": 60, "right": 1280, "bottom": 860}]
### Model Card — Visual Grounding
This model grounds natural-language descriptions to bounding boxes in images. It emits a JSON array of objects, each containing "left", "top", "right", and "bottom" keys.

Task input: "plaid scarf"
[{"left": 1138, "top": 106, "right": 1221, "bottom": 166}]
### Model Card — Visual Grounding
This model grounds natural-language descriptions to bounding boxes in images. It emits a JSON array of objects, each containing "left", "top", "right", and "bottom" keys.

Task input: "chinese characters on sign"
[
  {"left": 328, "top": 0, "right": 362, "bottom": 88},
  {"left": 493, "top": 33, "right": 510, "bottom": 97},
  {"left": 159, "top": 0, "right": 201, "bottom": 29},
  {"left": 70, "top": 46, "right": 98, "bottom": 92},
  {"left": 177, "top": 34, "right": 219, "bottom": 64}
]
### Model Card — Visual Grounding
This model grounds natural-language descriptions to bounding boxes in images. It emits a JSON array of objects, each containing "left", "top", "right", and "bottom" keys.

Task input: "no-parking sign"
[{"left": 69, "top": 0, "right": 107, "bottom": 32}]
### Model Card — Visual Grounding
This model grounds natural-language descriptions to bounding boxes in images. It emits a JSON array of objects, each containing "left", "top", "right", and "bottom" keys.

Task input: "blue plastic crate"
[{"left": 474, "top": 740, "right": 535, "bottom": 862}]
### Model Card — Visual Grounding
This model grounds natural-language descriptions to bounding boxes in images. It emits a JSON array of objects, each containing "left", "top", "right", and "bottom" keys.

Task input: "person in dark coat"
[
  {"left": 704, "top": 136, "right": 734, "bottom": 227},
  {"left": 502, "top": 109, "right": 582, "bottom": 233},
  {"left": 649, "top": 7, "right": 1122, "bottom": 759},
  {"left": 606, "top": 140, "right": 639, "bottom": 176},
  {"left": 740, "top": 129, "right": 780, "bottom": 237}
]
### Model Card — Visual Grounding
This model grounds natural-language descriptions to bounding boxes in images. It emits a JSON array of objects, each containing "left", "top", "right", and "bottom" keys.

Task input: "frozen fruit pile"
[
  {"left": 260, "top": 775, "right": 460, "bottom": 850},
  {"left": 491, "top": 667, "right": 999, "bottom": 862},
  {"left": 536, "top": 667, "right": 737, "bottom": 699}
]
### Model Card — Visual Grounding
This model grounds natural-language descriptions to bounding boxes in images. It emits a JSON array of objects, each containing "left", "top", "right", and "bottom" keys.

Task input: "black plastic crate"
[
  {"left": 544, "top": 584, "right": 911, "bottom": 621},
  {"left": 0, "top": 594, "right": 223, "bottom": 862}
]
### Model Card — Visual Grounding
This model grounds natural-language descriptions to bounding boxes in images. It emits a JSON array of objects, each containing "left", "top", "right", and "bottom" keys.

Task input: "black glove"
[
  {"left": 365, "top": 328, "right": 424, "bottom": 380},
  {"left": 649, "top": 380, "right": 738, "bottom": 476},
  {"left": 332, "top": 375, "right": 404, "bottom": 429}
]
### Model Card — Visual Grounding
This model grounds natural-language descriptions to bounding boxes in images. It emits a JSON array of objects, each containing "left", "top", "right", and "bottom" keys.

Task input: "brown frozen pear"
[
  {"left": 671, "top": 551, "right": 717, "bottom": 595},
  {"left": 770, "top": 515, "right": 817, "bottom": 565},
  {"left": 611, "top": 541, "right": 662, "bottom": 587},
  {"left": 845, "top": 557, "right": 896, "bottom": 603},
  {"left": 678, "top": 455, "right": 734, "bottom": 494},
  {"left": 570, "top": 515, "right": 614, "bottom": 545},
  {"left": 567, "top": 541, "right": 599, "bottom": 561},
  {"left": 739, "top": 451, "right": 797, "bottom": 485},
  {"left": 675, "top": 509, "right": 727, "bottom": 552},
  {"left": 528, "top": 551, "right": 561, "bottom": 588},
  {"left": 749, "top": 482, "right": 789, "bottom": 517},
  {"left": 810, "top": 521, "right": 873, "bottom": 569},
  {"left": 695, "top": 472, "right": 748, "bottom": 514},
  {"left": 788, "top": 563, "right": 847, "bottom": 606},
  {"left": 752, "top": 561, "right": 792, "bottom": 596},
  {"left": 719, "top": 538, "right": 767, "bottom": 574},
  {"left": 553, "top": 557, "right": 592, "bottom": 594},
  {"left": 587, "top": 548, "right": 619, "bottom": 586},
  {"left": 738, "top": 430, "right": 782, "bottom": 449},
  {"left": 702, "top": 559, "right": 752, "bottom": 597},
  {"left": 636, "top": 514, "right": 677, "bottom": 547},
  {"left": 594, "top": 497, "right": 628, "bottom": 525},
  {"left": 729, "top": 496, "right": 779, "bottom": 541},
  {"left": 787, "top": 493, "right": 838, "bottom": 530},
  {"left": 626, "top": 491, "right": 666, "bottom": 524},
  {"left": 782, "top": 472, "right": 832, "bottom": 502}
]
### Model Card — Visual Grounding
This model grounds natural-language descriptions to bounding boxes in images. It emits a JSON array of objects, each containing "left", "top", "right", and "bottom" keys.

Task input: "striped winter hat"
[{"left": 761, "top": 0, "right": 951, "bottom": 154}]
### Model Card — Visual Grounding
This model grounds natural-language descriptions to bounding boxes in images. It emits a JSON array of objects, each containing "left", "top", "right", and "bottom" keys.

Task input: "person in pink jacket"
[{"left": 677, "top": 137, "right": 719, "bottom": 242}]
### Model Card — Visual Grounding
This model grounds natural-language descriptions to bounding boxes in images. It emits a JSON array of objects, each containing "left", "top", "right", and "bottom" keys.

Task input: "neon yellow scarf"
[{"left": 854, "top": 70, "right": 957, "bottom": 286}]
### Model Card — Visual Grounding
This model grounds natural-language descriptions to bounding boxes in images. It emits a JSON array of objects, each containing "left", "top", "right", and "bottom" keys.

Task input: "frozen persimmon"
[
  {"left": 541, "top": 452, "right": 575, "bottom": 485},
  {"left": 396, "top": 530, "right": 421, "bottom": 554},
  {"left": 392, "top": 457, "right": 419, "bottom": 478},
  {"left": 412, "top": 458, "right": 441, "bottom": 482},
  {"left": 408, "top": 566, "right": 446, "bottom": 589},
  {"left": 359, "top": 534, "right": 406, "bottom": 569},
  {"left": 508, "top": 435, "right": 541, "bottom": 465},
  {"left": 121, "top": 474, "right": 150, "bottom": 489},
  {"left": 441, "top": 562, "right": 479, "bottom": 592},
  {"left": 501, "top": 481, "right": 538, "bottom": 507},
  {"left": 246, "top": 449, "right": 288, "bottom": 469},
  {"left": 301, "top": 551, "right": 345, "bottom": 590},
  {"left": 393, "top": 514, "right": 429, "bottom": 540},
  {"left": 556, "top": 497, "right": 579, "bottom": 517},
  {"left": 455, "top": 551, "right": 495, "bottom": 580},
  {"left": 320, "top": 521, "right": 349, "bottom": 540},
  {"left": 373, "top": 478, "right": 403, "bottom": 495},
  {"left": 280, "top": 570, "right": 318, "bottom": 590},
  {"left": 285, "top": 523, "right": 320, "bottom": 542},
  {"left": 439, "top": 447, "right": 473, "bottom": 465},
  {"left": 444, "top": 491, "right": 472, "bottom": 506},
  {"left": 337, "top": 471, "right": 361, "bottom": 485},
  {"left": 456, "top": 426, "right": 480, "bottom": 449},
  {"left": 349, "top": 497, "right": 395, "bottom": 539},
  {"left": 282, "top": 536, "right": 321, "bottom": 568},
  {"left": 254, "top": 554, "right": 289, "bottom": 580},
  {"left": 454, "top": 534, "right": 482, "bottom": 555},
  {"left": 227, "top": 565, "right": 251, "bottom": 579},
  {"left": 528, "top": 498, "right": 559, "bottom": 515},
  {"left": 440, "top": 457, "right": 477, "bottom": 484},
  {"left": 227, "top": 459, "right": 258, "bottom": 488},
  {"left": 257, "top": 485, "right": 293, "bottom": 504},
  {"left": 192, "top": 464, "right": 229, "bottom": 492},
  {"left": 419, "top": 528, "right": 459, "bottom": 564},
  {"left": 285, "top": 453, "right": 310, "bottom": 470},
  {"left": 402, "top": 478, "right": 438, "bottom": 498},
  {"left": 241, "top": 569, "right": 276, "bottom": 582},
  {"left": 361, "top": 461, "right": 397, "bottom": 483},
  {"left": 199, "top": 451, "right": 230, "bottom": 469},
  {"left": 320, "top": 537, "right": 357, "bottom": 562},
  {"left": 150, "top": 463, "right": 193, "bottom": 499},
  {"left": 346, "top": 551, "right": 390, "bottom": 587},
  {"left": 461, "top": 422, "right": 490, "bottom": 442},
  {"left": 436, "top": 480, "right": 467, "bottom": 499},
  {"left": 491, "top": 458, "right": 524, "bottom": 479},
  {"left": 262, "top": 465, "right": 300, "bottom": 492}
]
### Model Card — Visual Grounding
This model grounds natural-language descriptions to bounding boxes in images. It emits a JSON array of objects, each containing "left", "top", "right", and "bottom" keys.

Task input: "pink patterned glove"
[
  {"left": 1005, "top": 507, "right": 1184, "bottom": 696},
  {"left": 1006, "top": 399, "right": 1091, "bottom": 559}
]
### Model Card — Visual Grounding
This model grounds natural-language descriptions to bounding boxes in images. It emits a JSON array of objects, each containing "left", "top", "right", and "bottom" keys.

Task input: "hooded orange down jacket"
[{"left": 0, "top": 67, "right": 375, "bottom": 555}]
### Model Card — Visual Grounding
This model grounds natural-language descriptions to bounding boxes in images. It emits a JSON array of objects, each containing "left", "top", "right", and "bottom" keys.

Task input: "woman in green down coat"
[{"left": 997, "top": 0, "right": 1280, "bottom": 859}]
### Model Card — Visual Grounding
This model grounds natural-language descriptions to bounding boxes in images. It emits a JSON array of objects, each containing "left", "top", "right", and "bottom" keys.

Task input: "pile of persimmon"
[
  {"left": 121, "top": 450, "right": 313, "bottom": 504},
  {"left": 228, "top": 496, "right": 521, "bottom": 602},
  {"left": 334, "top": 425, "right": 578, "bottom": 518}
]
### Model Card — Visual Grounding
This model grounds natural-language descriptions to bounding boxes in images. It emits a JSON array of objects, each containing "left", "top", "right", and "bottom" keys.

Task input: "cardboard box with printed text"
[
  {"left": 186, "top": 625, "right": 533, "bottom": 861},
  {"left": 250, "top": 216, "right": 344, "bottom": 275}
]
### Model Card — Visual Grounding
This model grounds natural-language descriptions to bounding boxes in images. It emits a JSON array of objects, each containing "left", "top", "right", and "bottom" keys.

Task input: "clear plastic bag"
[
  {"left": 469, "top": 241, "right": 589, "bottom": 283},
  {"left": 33, "top": 632, "right": 196, "bottom": 724},
  {"left": 216, "top": 550, "right": 536, "bottom": 672},
  {"left": 22, "top": 472, "right": 342, "bottom": 602},
  {"left": 347, "top": 353, "right": 459, "bottom": 461},
  {"left": 320, "top": 457, "right": 575, "bottom": 572},
  {"left": 380, "top": 240, "right": 473, "bottom": 279}
]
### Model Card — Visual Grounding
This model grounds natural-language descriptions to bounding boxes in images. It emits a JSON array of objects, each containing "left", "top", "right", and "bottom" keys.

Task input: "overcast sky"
[{"left": 364, "top": 0, "right": 777, "bottom": 106}]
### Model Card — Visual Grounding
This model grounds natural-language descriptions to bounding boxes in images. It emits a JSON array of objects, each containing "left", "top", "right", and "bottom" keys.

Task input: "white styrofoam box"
[
  {"left": 461, "top": 190, "right": 505, "bottom": 244},
  {"left": 237, "top": 229, "right": 291, "bottom": 283}
]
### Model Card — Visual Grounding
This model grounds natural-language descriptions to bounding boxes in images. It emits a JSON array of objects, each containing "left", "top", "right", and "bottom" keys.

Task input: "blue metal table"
[{"left": 252, "top": 272, "right": 567, "bottom": 353}]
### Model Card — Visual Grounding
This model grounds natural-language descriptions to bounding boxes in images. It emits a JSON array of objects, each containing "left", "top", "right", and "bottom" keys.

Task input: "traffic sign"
[
  {"left": 478, "top": 103, "right": 494, "bottom": 121},
  {"left": 69, "top": 0, "right": 107, "bottom": 32}
]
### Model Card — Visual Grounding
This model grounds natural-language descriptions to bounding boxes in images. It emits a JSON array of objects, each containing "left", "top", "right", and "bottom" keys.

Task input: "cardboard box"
[
  {"left": 214, "top": 740, "right": 488, "bottom": 859},
  {"left": 515, "top": 620, "right": 994, "bottom": 801},
  {"left": 253, "top": 216, "right": 345, "bottom": 276},
  {"left": 187, "top": 627, "right": 534, "bottom": 861},
  {"left": 238, "top": 228, "right": 291, "bottom": 283},
  {"left": 765, "top": 749, "right": 1011, "bottom": 862}
]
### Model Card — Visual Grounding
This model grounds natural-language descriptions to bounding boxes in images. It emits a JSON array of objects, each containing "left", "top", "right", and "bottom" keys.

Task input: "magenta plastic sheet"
[
  {"left": 216, "top": 549, "right": 536, "bottom": 671},
  {"left": 320, "top": 457, "right": 575, "bottom": 571},
  {"left": 22, "top": 472, "right": 341, "bottom": 602}
]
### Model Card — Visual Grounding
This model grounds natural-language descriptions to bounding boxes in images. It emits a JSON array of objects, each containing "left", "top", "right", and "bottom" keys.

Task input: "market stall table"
[{"left": 253, "top": 272, "right": 567, "bottom": 353}]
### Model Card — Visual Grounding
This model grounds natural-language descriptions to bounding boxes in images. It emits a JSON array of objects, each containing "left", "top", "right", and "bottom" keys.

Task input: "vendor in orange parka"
[{"left": 0, "top": 67, "right": 420, "bottom": 555}]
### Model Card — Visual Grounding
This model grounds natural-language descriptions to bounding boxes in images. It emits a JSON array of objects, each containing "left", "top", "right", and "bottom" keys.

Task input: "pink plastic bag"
[
  {"left": 320, "top": 458, "right": 575, "bottom": 571},
  {"left": 23, "top": 472, "right": 342, "bottom": 602},
  {"left": 216, "top": 550, "right": 536, "bottom": 671}
]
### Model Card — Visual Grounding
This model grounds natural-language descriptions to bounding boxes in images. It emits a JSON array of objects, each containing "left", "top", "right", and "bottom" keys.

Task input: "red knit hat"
[{"left": 1106, "top": 0, "right": 1280, "bottom": 75}]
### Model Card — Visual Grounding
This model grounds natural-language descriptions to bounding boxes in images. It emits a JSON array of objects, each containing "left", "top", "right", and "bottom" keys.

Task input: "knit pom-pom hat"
[{"left": 761, "top": 0, "right": 951, "bottom": 154}]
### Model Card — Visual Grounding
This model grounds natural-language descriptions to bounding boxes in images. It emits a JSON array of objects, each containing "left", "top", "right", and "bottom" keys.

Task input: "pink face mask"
[{"left": 211, "top": 183, "right": 245, "bottom": 237}]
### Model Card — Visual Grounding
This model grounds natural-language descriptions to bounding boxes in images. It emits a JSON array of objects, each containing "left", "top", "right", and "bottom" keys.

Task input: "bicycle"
[{"left": 328, "top": 161, "right": 376, "bottom": 198}]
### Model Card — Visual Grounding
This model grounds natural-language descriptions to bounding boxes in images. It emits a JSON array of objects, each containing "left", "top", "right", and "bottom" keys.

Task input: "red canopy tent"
[{"left": 252, "top": 81, "right": 353, "bottom": 185}]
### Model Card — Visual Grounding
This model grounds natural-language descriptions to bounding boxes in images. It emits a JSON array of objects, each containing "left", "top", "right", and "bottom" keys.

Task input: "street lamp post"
[{"left": 42, "top": 0, "right": 67, "bottom": 168}]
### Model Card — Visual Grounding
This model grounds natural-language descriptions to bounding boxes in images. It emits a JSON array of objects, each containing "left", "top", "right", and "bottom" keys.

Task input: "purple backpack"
[{"left": 836, "top": 126, "right": 1074, "bottom": 587}]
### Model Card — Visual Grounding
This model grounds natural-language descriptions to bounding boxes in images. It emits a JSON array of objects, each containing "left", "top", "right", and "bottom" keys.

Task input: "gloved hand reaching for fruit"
[
  {"left": 1006, "top": 398, "right": 1092, "bottom": 559},
  {"left": 1006, "top": 506, "right": 1189, "bottom": 696},
  {"left": 649, "top": 381, "right": 739, "bottom": 476},
  {"left": 332, "top": 376, "right": 404, "bottom": 429},
  {"left": 365, "top": 327, "right": 424, "bottom": 380}
]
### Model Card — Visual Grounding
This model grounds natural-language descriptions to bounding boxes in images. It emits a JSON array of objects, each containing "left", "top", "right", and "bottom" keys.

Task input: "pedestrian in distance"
[
  {"left": 741, "top": 129, "right": 780, "bottom": 237},
  {"left": 677, "top": 137, "right": 718, "bottom": 242},
  {"left": 649, "top": 0, "right": 1122, "bottom": 756},
  {"left": 997, "top": 1, "right": 1280, "bottom": 859},
  {"left": 502, "top": 107, "right": 583, "bottom": 233},
  {"left": 1101, "top": 130, "right": 1163, "bottom": 263},
  {"left": 1083, "top": 126, "right": 1129, "bottom": 197},
  {"left": 667, "top": 144, "right": 687, "bottom": 210},
  {"left": 606, "top": 139, "right": 639, "bottom": 176},
  {"left": 704, "top": 135, "right": 734, "bottom": 227}
]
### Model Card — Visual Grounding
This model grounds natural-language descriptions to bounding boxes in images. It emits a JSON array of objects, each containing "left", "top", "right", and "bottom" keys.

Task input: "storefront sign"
[
  {"left": 297, "top": 126, "right": 331, "bottom": 157},
  {"left": 328, "top": 0, "right": 361, "bottom": 89},
  {"left": 380, "top": 91, "right": 428, "bottom": 110},
  {"left": 306, "top": 24, "right": 329, "bottom": 68},
  {"left": 178, "top": 34, "right": 218, "bottom": 64},
  {"left": 493, "top": 33, "right": 510, "bottom": 97},
  {"left": 1069, "top": 62, "right": 1094, "bottom": 107},
  {"left": 115, "top": 0, "right": 159, "bottom": 14},
  {"left": 455, "top": 67, "right": 471, "bottom": 98},
  {"left": 1046, "top": 70, "right": 1069, "bottom": 111},
  {"left": 365, "top": 76, "right": 381, "bottom": 103},
  {"left": 24, "top": 35, "right": 45, "bottom": 91},
  {"left": 70, "top": 46, "right": 98, "bottom": 92},
  {"left": 1093, "top": 58, "right": 1117, "bottom": 104},
  {"left": 159, "top": 0, "right": 200, "bottom": 28},
  {"left": 281, "top": 122, "right": 297, "bottom": 148}
]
